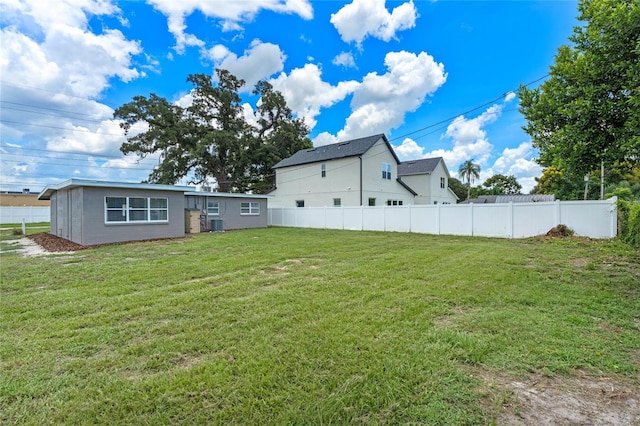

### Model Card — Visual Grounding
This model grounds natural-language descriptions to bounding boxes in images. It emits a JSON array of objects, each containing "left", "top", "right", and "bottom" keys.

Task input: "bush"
[
  {"left": 12, "top": 228, "right": 23, "bottom": 236},
  {"left": 617, "top": 199, "right": 640, "bottom": 248}
]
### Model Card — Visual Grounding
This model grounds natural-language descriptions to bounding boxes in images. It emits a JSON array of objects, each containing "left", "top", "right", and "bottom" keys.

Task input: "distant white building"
[
  {"left": 268, "top": 134, "right": 458, "bottom": 208},
  {"left": 397, "top": 157, "right": 459, "bottom": 205}
]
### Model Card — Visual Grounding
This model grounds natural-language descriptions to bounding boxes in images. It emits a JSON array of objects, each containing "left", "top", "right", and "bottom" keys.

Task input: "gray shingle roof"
[
  {"left": 397, "top": 157, "right": 442, "bottom": 176},
  {"left": 273, "top": 134, "right": 399, "bottom": 169},
  {"left": 460, "top": 194, "right": 556, "bottom": 204}
]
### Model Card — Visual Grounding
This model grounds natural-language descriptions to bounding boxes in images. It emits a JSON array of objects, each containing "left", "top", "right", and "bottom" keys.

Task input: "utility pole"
[{"left": 584, "top": 174, "right": 589, "bottom": 200}]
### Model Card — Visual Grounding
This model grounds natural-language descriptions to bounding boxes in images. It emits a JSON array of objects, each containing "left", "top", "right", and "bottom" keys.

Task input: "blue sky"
[{"left": 0, "top": 0, "right": 579, "bottom": 193}]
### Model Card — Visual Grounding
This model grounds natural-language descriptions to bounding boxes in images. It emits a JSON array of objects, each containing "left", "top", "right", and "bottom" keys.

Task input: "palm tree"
[{"left": 458, "top": 159, "right": 481, "bottom": 200}]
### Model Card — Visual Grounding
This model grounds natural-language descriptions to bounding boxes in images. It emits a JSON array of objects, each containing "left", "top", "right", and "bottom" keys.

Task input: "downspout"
[{"left": 359, "top": 156, "right": 363, "bottom": 206}]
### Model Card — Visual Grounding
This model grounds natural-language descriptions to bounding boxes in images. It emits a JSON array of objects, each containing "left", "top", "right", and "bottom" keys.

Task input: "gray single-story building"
[
  {"left": 184, "top": 191, "right": 268, "bottom": 233},
  {"left": 38, "top": 179, "right": 269, "bottom": 246}
]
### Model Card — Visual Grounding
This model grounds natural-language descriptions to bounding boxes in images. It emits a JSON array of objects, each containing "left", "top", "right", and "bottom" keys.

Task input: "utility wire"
[
  {"left": 0, "top": 119, "right": 126, "bottom": 137},
  {"left": 0, "top": 100, "right": 107, "bottom": 118},
  {"left": 389, "top": 74, "right": 548, "bottom": 142}
]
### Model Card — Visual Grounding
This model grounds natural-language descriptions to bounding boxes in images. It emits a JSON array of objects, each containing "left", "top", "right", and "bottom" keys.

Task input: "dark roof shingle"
[
  {"left": 397, "top": 157, "right": 442, "bottom": 176},
  {"left": 273, "top": 134, "right": 398, "bottom": 169}
]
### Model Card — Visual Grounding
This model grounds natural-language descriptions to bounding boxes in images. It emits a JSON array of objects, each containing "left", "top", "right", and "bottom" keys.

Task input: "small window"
[
  {"left": 381, "top": 163, "right": 392, "bottom": 180},
  {"left": 333, "top": 198, "right": 341, "bottom": 207},
  {"left": 368, "top": 198, "right": 376, "bottom": 206},
  {"left": 207, "top": 200, "right": 219, "bottom": 215},
  {"left": 321, "top": 163, "right": 326, "bottom": 178},
  {"left": 241, "top": 202, "right": 260, "bottom": 215},
  {"left": 398, "top": 201, "right": 403, "bottom": 206},
  {"left": 440, "top": 177, "right": 446, "bottom": 189},
  {"left": 296, "top": 200, "right": 305, "bottom": 208}
]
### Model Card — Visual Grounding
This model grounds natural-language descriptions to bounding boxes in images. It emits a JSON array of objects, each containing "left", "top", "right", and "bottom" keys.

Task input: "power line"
[
  {"left": 0, "top": 144, "right": 141, "bottom": 160},
  {"left": 389, "top": 74, "right": 548, "bottom": 142},
  {"left": 0, "top": 119, "right": 126, "bottom": 137},
  {"left": 1, "top": 105, "right": 109, "bottom": 124},
  {"left": 0, "top": 100, "right": 107, "bottom": 118},
  {"left": 1, "top": 158, "right": 157, "bottom": 171}
]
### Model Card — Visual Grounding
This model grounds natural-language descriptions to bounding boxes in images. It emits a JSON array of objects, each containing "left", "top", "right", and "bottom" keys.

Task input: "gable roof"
[
  {"left": 273, "top": 134, "right": 400, "bottom": 169},
  {"left": 397, "top": 157, "right": 446, "bottom": 176}
]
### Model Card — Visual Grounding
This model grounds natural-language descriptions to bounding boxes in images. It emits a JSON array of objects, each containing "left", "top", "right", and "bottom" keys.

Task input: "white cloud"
[
  {"left": 393, "top": 106, "right": 543, "bottom": 193},
  {"left": 484, "top": 142, "right": 542, "bottom": 193},
  {"left": 148, "top": 0, "right": 313, "bottom": 53},
  {"left": 408, "top": 104, "right": 504, "bottom": 177},
  {"left": 331, "top": 0, "right": 417, "bottom": 45},
  {"left": 0, "top": 1, "right": 142, "bottom": 99},
  {"left": 394, "top": 138, "right": 425, "bottom": 160},
  {"left": 504, "top": 91, "right": 516, "bottom": 102},
  {"left": 205, "top": 40, "right": 286, "bottom": 90},
  {"left": 332, "top": 51, "right": 356, "bottom": 68},
  {"left": 270, "top": 63, "right": 359, "bottom": 130},
  {"left": 335, "top": 50, "right": 446, "bottom": 141}
]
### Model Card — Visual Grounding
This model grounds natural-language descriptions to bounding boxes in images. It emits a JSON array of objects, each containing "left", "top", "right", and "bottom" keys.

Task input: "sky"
[{"left": 0, "top": 0, "right": 580, "bottom": 194}]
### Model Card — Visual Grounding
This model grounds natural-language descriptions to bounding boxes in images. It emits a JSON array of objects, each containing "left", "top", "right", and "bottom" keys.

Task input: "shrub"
[
  {"left": 12, "top": 228, "right": 23, "bottom": 236},
  {"left": 617, "top": 199, "right": 640, "bottom": 248}
]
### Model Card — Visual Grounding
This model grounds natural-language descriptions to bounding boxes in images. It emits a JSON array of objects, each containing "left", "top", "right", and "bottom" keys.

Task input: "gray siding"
[
  {"left": 187, "top": 195, "right": 268, "bottom": 231},
  {"left": 49, "top": 193, "right": 58, "bottom": 236},
  {"left": 80, "top": 187, "right": 186, "bottom": 245}
]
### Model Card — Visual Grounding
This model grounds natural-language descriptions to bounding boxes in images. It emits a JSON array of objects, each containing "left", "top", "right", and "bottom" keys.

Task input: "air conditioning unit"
[{"left": 210, "top": 219, "right": 224, "bottom": 232}]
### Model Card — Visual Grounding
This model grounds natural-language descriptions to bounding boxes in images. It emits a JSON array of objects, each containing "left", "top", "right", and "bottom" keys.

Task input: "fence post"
[
  {"left": 508, "top": 202, "right": 514, "bottom": 239},
  {"left": 609, "top": 196, "right": 618, "bottom": 238},
  {"left": 470, "top": 203, "right": 474, "bottom": 236}
]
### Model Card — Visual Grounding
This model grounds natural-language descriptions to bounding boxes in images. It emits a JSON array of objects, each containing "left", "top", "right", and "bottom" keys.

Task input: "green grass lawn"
[{"left": 1, "top": 228, "right": 638, "bottom": 424}]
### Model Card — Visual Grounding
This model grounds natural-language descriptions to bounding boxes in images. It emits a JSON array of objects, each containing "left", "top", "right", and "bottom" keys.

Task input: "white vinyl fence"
[
  {"left": 268, "top": 198, "right": 618, "bottom": 239},
  {"left": 0, "top": 206, "right": 50, "bottom": 224}
]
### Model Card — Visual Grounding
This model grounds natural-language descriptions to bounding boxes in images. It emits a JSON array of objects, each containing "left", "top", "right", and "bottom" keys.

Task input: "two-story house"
[
  {"left": 397, "top": 157, "right": 459, "bottom": 204},
  {"left": 269, "top": 134, "right": 417, "bottom": 208}
]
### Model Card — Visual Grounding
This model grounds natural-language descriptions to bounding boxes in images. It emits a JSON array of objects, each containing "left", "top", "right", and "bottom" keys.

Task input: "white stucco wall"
[
  {"left": 270, "top": 139, "right": 415, "bottom": 207},
  {"left": 400, "top": 160, "right": 458, "bottom": 205}
]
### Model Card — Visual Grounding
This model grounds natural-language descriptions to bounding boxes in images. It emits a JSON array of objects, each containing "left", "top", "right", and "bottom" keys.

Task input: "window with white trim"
[
  {"left": 382, "top": 163, "right": 391, "bottom": 180},
  {"left": 440, "top": 177, "right": 446, "bottom": 189},
  {"left": 105, "top": 196, "right": 168, "bottom": 223},
  {"left": 241, "top": 202, "right": 260, "bottom": 215},
  {"left": 296, "top": 200, "right": 305, "bottom": 208},
  {"left": 333, "top": 198, "right": 341, "bottom": 207},
  {"left": 207, "top": 200, "right": 219, "bottom": 215},
  {"left": 368, "top": 198, "right": 376, "bottom": 206},
  {"left": 321, "top": 163, "right": 326, "bottom": 178}
]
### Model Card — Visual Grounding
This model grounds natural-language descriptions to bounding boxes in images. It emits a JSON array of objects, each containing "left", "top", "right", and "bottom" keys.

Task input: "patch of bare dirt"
[{"left": 492, "top": 373, "right": 640, "bottom": 425}]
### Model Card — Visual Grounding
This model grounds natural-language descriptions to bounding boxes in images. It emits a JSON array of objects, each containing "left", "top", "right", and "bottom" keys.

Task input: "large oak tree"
[{"left": 114, "top": 69, "right": 311, "bottom": 193}]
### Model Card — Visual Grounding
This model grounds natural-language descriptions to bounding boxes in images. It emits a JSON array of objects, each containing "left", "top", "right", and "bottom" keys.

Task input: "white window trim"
[
  {"left": 105, "top": 196, "right": 168, "bottom": 224},
  {"left": 207, "top": 200, "right": 220, "bottom": 216},
  {"left": 241, "top": 201, "right": 260, "bottom": 215},
  {"left": 381, "top": 163, "right": 392, "bottom": 180}
]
